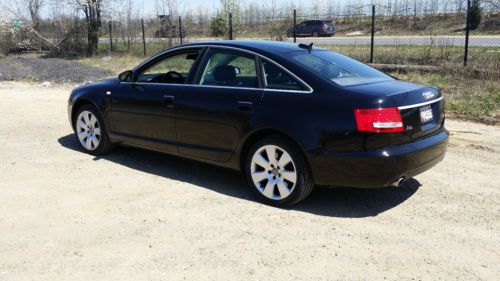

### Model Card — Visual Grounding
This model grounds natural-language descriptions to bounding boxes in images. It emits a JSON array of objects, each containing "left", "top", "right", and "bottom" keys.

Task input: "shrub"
[{"left": 210, "top": 13, "right": 227, "bottom": 38}]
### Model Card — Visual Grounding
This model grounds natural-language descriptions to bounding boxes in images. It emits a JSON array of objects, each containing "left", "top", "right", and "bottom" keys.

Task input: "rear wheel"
[
  {"left": 245, "top": 136, "right": 314, "bottom": 207},
  {"left": 312, "top": 31, "right": 319, "bottom": 37},
  {"left": 73, "top": 104, "right": 114, "bottom": 156}
]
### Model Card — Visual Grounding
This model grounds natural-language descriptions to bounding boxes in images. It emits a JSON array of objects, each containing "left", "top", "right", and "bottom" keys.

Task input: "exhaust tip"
[{"left": 391, "top": 176, "right": 406, "bottom": 187}]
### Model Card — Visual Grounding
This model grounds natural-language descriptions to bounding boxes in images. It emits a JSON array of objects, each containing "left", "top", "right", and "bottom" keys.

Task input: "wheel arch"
[
  {"left": 238, "top": 128, "right": 310, "bottom": 173},
  {"left": 70, "top": 98, "right": 100, "bottom": 130}
]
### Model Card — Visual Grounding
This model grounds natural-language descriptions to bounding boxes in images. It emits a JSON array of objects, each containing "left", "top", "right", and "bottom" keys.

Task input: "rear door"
[
  {"left": 111, "top": 49, "right": 202, "bottom": 152},
  {"left": 174, "top": 47, "right": 264, "bottom": 162},
  {"left": 296, "top": 22, "right": 308, "bottom": 36}
]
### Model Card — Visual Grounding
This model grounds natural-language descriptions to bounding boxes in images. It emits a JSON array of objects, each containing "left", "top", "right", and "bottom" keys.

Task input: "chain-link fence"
[{"left": 1, "top": 0, "right": 498, "bottom": 72}]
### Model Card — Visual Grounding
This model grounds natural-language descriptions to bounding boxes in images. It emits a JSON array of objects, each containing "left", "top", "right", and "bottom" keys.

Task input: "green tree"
[
  {"left": 469, "top": 0, "right": 482, "bottom": 30},
  {"left": 210, "top": 13, "right": 227, "bottom": 37}
]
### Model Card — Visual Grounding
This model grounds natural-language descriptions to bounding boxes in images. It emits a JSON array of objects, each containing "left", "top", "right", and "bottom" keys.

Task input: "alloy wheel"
[
  {"left": 250, "top": 145, "right": 297, "bottom": 200},
  {"left": 76, "top": 110, "right": 101, "bottom": 151}
]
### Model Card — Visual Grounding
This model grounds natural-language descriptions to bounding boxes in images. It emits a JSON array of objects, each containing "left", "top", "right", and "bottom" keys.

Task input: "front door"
[{"left": 111, "top": 49, "right": 202, "bottom": 153}]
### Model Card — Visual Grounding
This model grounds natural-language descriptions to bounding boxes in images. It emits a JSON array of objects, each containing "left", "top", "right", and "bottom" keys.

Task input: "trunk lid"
[{"left": 346, "top": 80, "right": 445, "bottom": 148}]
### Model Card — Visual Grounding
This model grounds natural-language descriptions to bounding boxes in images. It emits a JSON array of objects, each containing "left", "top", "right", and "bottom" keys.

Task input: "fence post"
[
  {"left": 464, "top": 0, "right": 471, "bottom": 67},
  {"left": 108, "top": 21, "right": 113, "bottom": 52},
  {"left": 293, "top": 9, "right": 297, "bottom": 43},
  {"left": 229, "top": 13, "right": 233, "bottom": 40},
  {"left": 179, "top": 16, "right": 183, "bottom": 45},
  {"left": 370, "top": 5, "right": 375, "bottom": 63},
  {"left": 141, "top": 19, "right": 146, "bottom": 56}
]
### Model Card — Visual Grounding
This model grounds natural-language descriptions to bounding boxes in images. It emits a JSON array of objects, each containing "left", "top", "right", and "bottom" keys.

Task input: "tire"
[
  {"left": 312, "top": 31, "right": 319, "bottom": 37},
  {"left": 244, "top": 135, "right": 314, "bottom": 207},
  {"left": 73, "top": 104, "right": 114, "bottom": 156}
]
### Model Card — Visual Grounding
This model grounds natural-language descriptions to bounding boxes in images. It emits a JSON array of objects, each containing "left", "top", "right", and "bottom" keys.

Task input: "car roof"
[{"left": 178, "top": 40, "right": 317, "bottom": 55}]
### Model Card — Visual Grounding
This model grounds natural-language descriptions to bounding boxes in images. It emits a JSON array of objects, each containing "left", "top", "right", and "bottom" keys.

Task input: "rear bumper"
[
  {"left": 320, "top": 30, "right": 335, "bottom": 36},
  {"left": 310, "top": 129, "right": 449, "bottom": 187}
]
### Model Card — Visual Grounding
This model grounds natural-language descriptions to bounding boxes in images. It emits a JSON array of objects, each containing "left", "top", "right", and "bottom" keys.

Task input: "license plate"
[{"left": 420, "top": 105, "right": 433, "bottom": 124}]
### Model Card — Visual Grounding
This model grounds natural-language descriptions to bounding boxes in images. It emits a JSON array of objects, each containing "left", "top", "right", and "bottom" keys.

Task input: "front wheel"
[
  {"left": 245, "top": 136, "right": 314, "bottom": 207},
  {"left": 73, "top": 104, "right": 114, "bottom": 156}
]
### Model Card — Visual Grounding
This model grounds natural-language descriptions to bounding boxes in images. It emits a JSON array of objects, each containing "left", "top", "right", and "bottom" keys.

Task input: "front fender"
[{"left": 68, "top": 79, "right": 119, "bottom": 130}]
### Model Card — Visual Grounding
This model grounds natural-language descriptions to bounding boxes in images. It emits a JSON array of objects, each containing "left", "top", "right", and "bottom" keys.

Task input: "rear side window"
[
  {"left": 198, "top": 49, "right": 259, "bottom": 88},
  {"left": 261, "top": 60, "right": 304, "bottom": 91}
]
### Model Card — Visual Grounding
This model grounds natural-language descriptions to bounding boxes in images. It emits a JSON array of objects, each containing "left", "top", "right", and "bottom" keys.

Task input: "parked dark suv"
[{"left": 287, "top": 20, "right": 336, "bottom": 37}]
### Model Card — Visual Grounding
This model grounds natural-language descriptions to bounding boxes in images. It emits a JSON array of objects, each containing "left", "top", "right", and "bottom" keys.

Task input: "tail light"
[
  {"left": 354, "top": 107, "right": 404, "bottom": 133},
  {"left": 322, "top": 24, "right": 328, "bottom": 31}
]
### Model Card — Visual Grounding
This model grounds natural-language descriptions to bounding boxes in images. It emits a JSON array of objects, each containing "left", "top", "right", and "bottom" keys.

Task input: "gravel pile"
[{"left": 0, "top": 57, "right": 113, "bottom": 83}]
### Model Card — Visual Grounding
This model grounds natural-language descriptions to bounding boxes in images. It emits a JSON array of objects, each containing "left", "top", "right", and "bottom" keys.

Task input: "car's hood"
[{"left": 74, "top": 78, "right": 120, "bottom": 91}]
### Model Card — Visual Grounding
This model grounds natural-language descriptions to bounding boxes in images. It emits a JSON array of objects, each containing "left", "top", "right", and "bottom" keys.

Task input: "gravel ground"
[
  {"left": 0, "top": 82, "right": 499, "bottom": 281},
  {"left": 0, "top": 58, "right": 112, "bottom": 83}
]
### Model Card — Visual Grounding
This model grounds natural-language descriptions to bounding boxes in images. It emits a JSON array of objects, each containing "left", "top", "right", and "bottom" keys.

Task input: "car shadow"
[{"left": 58, "top": 134, "right": 420, "bottom": 218}]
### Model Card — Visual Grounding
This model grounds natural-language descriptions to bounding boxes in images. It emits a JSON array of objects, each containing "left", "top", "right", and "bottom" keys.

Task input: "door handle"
[
  {"left": 163, "top": 95, "right": 175, "bottom": 108},
  {"left": 237, "top": 101, "right": 253, "bottom": 111}
]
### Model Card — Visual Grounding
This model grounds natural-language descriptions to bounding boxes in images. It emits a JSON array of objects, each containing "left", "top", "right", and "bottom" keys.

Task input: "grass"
[
  {"left": 78, "top": 53, "right": 499, "bottom": 124},
  {"left": 230, "top": 12, "right": 500, "bottom": 37},
  {"left": 78, "top": 54, "right": 144, "bottom": 74},
  {"left": 76, "top": 51, "right": 499, "bottom": 125},
  {"left": 4, "top": 48, "right": 497, "bottom": 125},
  {"left": 321, "top": 45, "right": 500, "bottom": 70},
  {"left": 391, "top": 70, "right": 499, "bottom": 124},
  {"left": 89, "top": 42, "right": 500, "bottom": 72}
]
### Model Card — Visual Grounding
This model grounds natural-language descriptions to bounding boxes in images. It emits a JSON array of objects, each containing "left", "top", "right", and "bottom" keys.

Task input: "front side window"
[
  {"left": 198, "top": 49, "right": 259, "bottom": 88},
  {"left": 261, "top": 60, "right": 304, "bottom": 91},
  {"left": 137, "top": 51, "right": 199, "bottom": 84},
  {"left": 290, "top": 50, "right": 393, "bottom": 87}
]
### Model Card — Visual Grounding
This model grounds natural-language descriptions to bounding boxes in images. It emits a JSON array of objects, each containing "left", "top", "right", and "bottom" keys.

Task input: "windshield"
[{"left": 290, "top": 50, "right": 393, "bottom": 87}]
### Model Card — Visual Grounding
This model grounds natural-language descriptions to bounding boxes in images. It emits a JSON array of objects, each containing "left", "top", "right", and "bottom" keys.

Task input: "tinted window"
[
  {"left": 137, "top": 52, "right": 198, "bottom": 84},
  {"left": 290, "top": 50, "right": 393, "bottom": 86},
  {"left": 324, "top": 21, "right": 334, "bottom": 27},
  {"left": 199, "top": 49, "right": 259, "bottom": 88},
  {"left": 262, "top": 60, "right": 304, "bottom": 91}
]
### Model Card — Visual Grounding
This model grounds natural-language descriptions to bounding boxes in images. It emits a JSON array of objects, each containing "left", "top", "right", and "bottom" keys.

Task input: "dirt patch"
[
  {"left": 0, "top": 82, "right": 499, "bottom": 280},
  {"left": 0, "top": 57, "right": 113, "bottom": 83}
]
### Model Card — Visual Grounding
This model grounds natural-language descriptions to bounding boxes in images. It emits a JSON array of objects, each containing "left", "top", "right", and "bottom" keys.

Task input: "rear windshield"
[{"left": 290, "top": 50, "right": 393, "bottom": 87}]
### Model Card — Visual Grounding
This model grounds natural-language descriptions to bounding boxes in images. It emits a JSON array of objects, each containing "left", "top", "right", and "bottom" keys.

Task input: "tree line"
[{"left": 0, "top": 0, "right": 495, "bottom": 55}]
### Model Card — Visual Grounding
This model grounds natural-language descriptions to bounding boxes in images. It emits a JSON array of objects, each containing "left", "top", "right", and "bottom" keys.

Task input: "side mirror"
[{"left": 118, "top": 70, "right": 132, "bottom": 82}]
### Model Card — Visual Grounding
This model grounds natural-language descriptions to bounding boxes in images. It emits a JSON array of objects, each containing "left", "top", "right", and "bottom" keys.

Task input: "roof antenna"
[{"left": 298, "top": 42, "right": 314, "bottom": 53}]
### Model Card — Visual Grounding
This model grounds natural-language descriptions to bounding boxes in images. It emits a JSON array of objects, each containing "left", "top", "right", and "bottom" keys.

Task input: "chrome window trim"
[
  {"left": 398, "top": 96, "right": 443, "bottom": 110},
  {"left": 121, "top": 81, "right": 264, "bottom": 92},
  {"left": 131, "top": 44, "right": 314, "bottom": 94}
]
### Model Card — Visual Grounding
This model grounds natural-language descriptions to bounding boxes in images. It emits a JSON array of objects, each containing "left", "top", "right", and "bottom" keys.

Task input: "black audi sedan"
[{"left": 68, "top": 40, "right": 448, "bottom": 206}]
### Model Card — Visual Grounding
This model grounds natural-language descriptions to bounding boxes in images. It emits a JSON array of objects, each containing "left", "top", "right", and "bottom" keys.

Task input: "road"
[
  {"left": 296, "top": 35, "right": 500, "bottom": 47},
  {"left": 1, "top": 82, "right": 499, "bottom": 280},
  {"left": 101, "top": 35, "right": 500, "bottom": 47}
]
